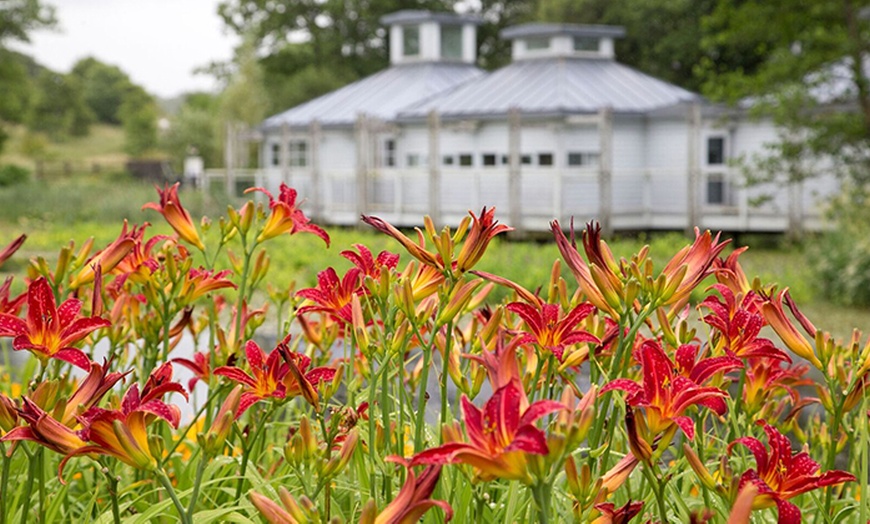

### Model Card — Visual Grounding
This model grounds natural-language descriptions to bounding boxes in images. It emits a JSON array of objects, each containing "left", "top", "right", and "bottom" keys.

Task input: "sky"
[{"left": 10, "top": 0, "right": 240, "bottom": 99}]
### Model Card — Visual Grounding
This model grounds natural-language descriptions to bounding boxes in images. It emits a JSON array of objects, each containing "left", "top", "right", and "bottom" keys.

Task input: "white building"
[{"left": 225, "top": 10, "right": 839, "bottom": 234}]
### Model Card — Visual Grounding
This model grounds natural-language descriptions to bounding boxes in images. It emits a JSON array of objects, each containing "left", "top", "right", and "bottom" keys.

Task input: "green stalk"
[
  {"left": 860, "top": 390, "right": 868, "bottom": 524},
  {"left": 413, "top": 327, "right": 436, "bottom": 452},
  {"left": 440, "top": 320, "right": 454, "bottom": 428},
  {"left": 101, "top": 465, "right": 121, "bottom": 524},
  {"left": 157, "top": 469, "right": 191, "bottom": 524},
  {"left": 233, "top": 402, "right": 277, "bottom": 501},
  {"left": 18, "top": 446, "right": 35, "bottom": 524},
  {"left": 0, "top": 442, "right": 11, "bottom": 524},
  {"left": 233, "top": 236, "right": 257, "bottom": 349},
  {"left": 639, "top": 461, "right": 669, "bottom": 524},
  {"left": 530, "top": 481, "right": 551, "bottom": 524},
  {"left": 186, "top": 453, "right": 208, "bottom": 519}
]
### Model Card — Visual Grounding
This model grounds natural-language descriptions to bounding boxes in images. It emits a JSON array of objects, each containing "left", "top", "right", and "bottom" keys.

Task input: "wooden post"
[
  {"left": 310, "top": 120, "right": 322, "bottom": 221},
  {"left": 686, "top": 102, "right": 702, "bottom": 233},
  {"left": 788, "top": 180, "right": 803, "bottom": 239},
  {"left": 355, "top": 113, "right": 369, "bottom": 217},
  {"left": 280, "top": 123, "right": 290, "bottom": 184},
  {"left": 598, "top": 107, "right": 613, "bottom": 237},
  {"left": 508, "top": 107, "right": 522, "bottom": 232},
  {"left": 225, "top": 122, "right": 235, "bottom": 196},
  {"left": 428, "top": 110, "right": 441, "bottom": 223}
]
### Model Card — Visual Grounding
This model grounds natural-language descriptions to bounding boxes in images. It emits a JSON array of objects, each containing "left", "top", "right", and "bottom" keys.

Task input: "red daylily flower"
[
  {"left": 507, "top": 301, "right": 599, "bottom": 361},
  {"left": 760, "top": 289, "right": 822, "bottom": 369},
  {"left": 65, "top": 362, "right": 187, "bottom": 473},
  {"left": 362, "top": 215, "right": 443, "bottom": 270},
  {"left": 60, "top": 360, "right": 128, "bottom": 425},
  {"left": 0, "top": 276, "right": 25, "bottom": 316},
  {"left": 360, "top": 456, "right": 452, "bottom": 524},
  {"left": 728, "top": 421, "right": 856, "bottom": 524},
  {"left": 142, "top": 182, "right": 205, "bottom": 250},
  {"left": 550, "top": 220, "right": 619, "bottom": 317},
  {"left": 600, "top": 340, "right": 729, "bottom": 440},
  {"left": 455, "top": 207, "right": 513, "bottom": 272},
  {"left": 246, "top": 183, "right": 329, "bottom": 245},
  {"left": 341, "top": 243, "right": 399, "bottom": 281},
  {"left": 742, "top": 358, "right": 812, "bottom": 415},
  {"left": 214, "top": 337, "right": 334, "bottom": 417},
  {"left": 0, "top": 277, "right": 109, "bottom": 370},
  {"left": 180, "top": 267, "right": 236, "bottom": 302},
  {"left": 701, "top": 284, "right": 791, "bottom": 362},
  {"left": 296, "top": 267, "right": 364, "bottom": 324},
  {"left": 410, "top": 380, "right": 564, "bottom": 482},
  {"left": 172, "top": 351, "right": 211, "bottom": 393},
  {"left": 659, "top": 228, "right": 730, "bottom": 307},
  {"left": 591, "top": 500, "right": 645, "bottom": 524},
  {"left": 714, "top": 246, "right": 752, "bottom": 296},
  {"left": 1, "top": 397, "right": 89, "bottom": 456},
  {"left": 214, "top": 339, "right": 287, "bottom": 417},
  {"left": 68, "top": 220, "right": 139, "bottom": 289},
  {"left": 277, "top": 337, "right": 337, "bottom": 411},
  {"left": 0, "top": 234, "right": 25, "bottom": 268}
]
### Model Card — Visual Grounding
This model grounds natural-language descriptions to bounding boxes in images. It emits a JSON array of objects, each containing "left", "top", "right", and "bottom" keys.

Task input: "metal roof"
[
  {"left": 261, "top": 62, "right": 485, "bottom": 130},
  {"left": 397, "top": 57, "right": 702, "bottom": 121},
  {"left": 501, "top": 23, "right": 625, "bottom": 40},
  {"left": 380, "top": 10, "right": 482, "bottom": 26}
]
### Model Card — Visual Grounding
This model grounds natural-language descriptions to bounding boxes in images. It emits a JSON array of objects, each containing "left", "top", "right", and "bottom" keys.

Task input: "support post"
[
  {"left": 508, "top": 107, "right": 522, "bottom": 233},
  {"left": 428, "top": 110, "right": 441, "bottom": 223},
  {"left": 280, "top": 123, "right": 290, "bottom": 184},
  {"left": 355, "top": 113, "right": 369, "bottom": 217},
  {"left": 225, "top": 122, "right": 236, "bottom": 197},
  {"left": 686, "top": 102, "right": 702, "bottom": 233},
  {"left": 598, "top": 107, "right": 613, "bottom": 237},
  {"left": 310, "top": 120, "right": 322, "bottom": 221}
]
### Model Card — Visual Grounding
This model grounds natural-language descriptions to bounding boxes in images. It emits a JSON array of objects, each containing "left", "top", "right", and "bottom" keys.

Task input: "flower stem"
[
  {"left": 18, "top": 446, "right": 36, "bottom": 524},
  {"left": 414, "top": 328, "right": 435, "bottom": 452},
  {"left": 186, "top": 452, "right": 208, "bottom": 519},
  {"left": 101, "top": 465, "right": 121, "bottom": 524},
  {"left": 0, "top": 442, "right": 11, "bottom": 524},
  {"left": 157, "top": 469, "right": 191, "bottom": 524},
  {"left": 530, "top": 481, "right": 551, "bottom": 523}
]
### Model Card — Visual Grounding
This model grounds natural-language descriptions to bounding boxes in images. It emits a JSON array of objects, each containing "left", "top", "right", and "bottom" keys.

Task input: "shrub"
[{"left": 0, "top": 163, "right": 29, "bottom": 187}]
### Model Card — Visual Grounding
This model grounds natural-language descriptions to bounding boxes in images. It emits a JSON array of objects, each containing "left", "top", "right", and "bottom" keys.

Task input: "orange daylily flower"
[
  {"left": 729, "top": 421, "right": 855, "bottom": 524},
  {"left": 591, "top": 501, "right": 644, "bottom": 524},
  {"left": 410, "top": 380, "right": 564, "bottom": 483},
  {"left": 179, "top": 267, "right": 236, "bottom": 303},
  {"left": 247, "top": 183, "right": 330, "bottom": 245},
  {"left": 362, "top": 215, "right": 443, "bottom": 270},
  {"left": 142, "top": 182, "right": 205, "bottom": 250},
  {"left": 0, "top": 277, "right": 109, "bottom": 370},
  {"left": 550, "top": 220, "right": 619, "bottom": 317}
]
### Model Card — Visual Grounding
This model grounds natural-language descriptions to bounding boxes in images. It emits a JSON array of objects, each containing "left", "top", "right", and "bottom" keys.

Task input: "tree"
[
  {"left": 0, "top": 0, "right": 55, "bottom": 154},
  {"left": 161, "top": 92, "right": 221, "bottom": 171},
  {"left": 699, "top": 0, "right": 870, "bottom": 183},
  {"left": 119, "top": 86, "right": 159, "bottom": 157},
  {"left": 26, "top": 70, "right": 93, "bottom": 140},
  {"left": 70, "top": 57, "right": 135, "bottom": 124}
]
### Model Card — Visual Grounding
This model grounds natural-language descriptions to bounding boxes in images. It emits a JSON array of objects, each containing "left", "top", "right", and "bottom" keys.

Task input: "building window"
[
  {"left": 270, "top": 143, "right": 280, "bottom": 167},
  {"left": 288, "top": 140, "right": 308, "bottom": 167},
  {"left": 521, "top": 155, "right": 532, "bottom": 165},
  {"left": 482, "top": 153, "right": 497, "bottom": 167},
  {"left": 567, "top": 151, "right": 600, "bottom": 167},
  {"left": 441, "top": 26, "right": 462, "bottom": 60},
  {"left": 384, "top": 139, "right": 396, "bottom": 167},
  {"left": 459, "top": 153, "right": 473, "bottom": 167},
  {"left": 538, "top": 153, "right": 554, "bottom": 166},
  {"left": 525, "top": 37, "right": 550, "bottom": 50},
  {"left": 403, "top": 26, "right": 420, "bottom": 57},
  {"left": 442, "top": 155, "right": 455, "bottom": 166},
  {"left": 574, "top": 37, "right": 599, "bottom": 52},
  {"left": 407, "top": 153, "right": 424, "bottom": 167},
  {"left": 706, "top": 173, "right": 728, "bottom": 205},
  {"left": 707, "top": 136, "right": 726, "bottom": 165}
]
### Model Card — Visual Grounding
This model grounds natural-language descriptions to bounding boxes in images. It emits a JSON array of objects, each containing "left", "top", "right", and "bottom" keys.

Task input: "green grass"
[{"left": 1, "top": 123, "right": 128, "bottom": 166}]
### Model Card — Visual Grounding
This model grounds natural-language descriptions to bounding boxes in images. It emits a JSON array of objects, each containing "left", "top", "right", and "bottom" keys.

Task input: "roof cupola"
[
  {"left": 500, "top": 23, "right": 626, "bottom": 61},
  {"left": 380, "top": 10, "right": 481, "bottom": 66}
]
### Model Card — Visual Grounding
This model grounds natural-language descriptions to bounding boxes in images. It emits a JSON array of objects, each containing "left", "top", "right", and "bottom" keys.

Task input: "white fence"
[{"left": 201, "top": 166, "right": 833, "bottom": 234}]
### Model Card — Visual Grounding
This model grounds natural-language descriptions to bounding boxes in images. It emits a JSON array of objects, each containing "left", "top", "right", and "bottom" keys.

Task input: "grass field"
[
  {"left": 0, "top": 124, "right": 129, "bottom": 167},
  {"left": 0, "top": 173, "right": 865, "bottom": 341}
]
